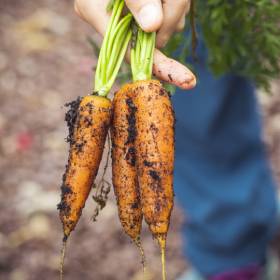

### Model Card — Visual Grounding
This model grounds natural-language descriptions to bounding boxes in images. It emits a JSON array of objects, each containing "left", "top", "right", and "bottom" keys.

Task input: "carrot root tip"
[
  {"left": 63, "top": 234, "right": 68, "bottom": 243},
  {"left": 134, "top": 236, "right": 146, "bottom": 275},
  {"left": 156, "top": 235, "right": 167, "bottom": 280},
  {"left": 60, "top": 240, "right": 67, "bottom": 280}
]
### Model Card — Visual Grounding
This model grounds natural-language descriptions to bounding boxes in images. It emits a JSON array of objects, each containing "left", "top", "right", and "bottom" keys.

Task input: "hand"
[{"left": 75, "top": 0, "right": 196, "bottom": 89}]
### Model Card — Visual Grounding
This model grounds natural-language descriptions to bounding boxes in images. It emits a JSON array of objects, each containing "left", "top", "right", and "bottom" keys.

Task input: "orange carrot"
[
  {"left": 111, "top": 86, "right": 146, "bottom": 270},
  {"left": 130, "top": 25, "right": 176, "bottom": 280},
  {"left": 58, "top": 95, "right": 112, "bottom": 241}
]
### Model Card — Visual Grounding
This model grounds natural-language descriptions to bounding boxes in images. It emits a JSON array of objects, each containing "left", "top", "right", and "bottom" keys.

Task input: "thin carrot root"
[
  {"left": 92, "top": 134, "right": 112, "bottom": 222},
  {"left": 134, "top": 236, "right": 146, "bottom": 276},
  {"left": 59, "top": 238, "right": 67, "bottom": 280},
  {"left": 157, "top": 235, "right": 167, "bottom": 280}
]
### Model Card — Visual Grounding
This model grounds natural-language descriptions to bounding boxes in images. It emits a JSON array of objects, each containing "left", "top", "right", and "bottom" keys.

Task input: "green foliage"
[{"left": 164, "top": 0, "right": 280, "bottom": 91}]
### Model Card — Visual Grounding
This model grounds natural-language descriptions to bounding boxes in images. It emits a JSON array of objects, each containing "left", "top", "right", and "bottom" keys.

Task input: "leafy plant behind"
[{"left": 164, "top": 0, "right": 280, "bottom": 92}]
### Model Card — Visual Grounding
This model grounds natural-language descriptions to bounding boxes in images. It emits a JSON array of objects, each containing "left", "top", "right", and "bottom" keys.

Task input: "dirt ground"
[{"left": 0, "top": 1, "right": 279, "bottom": 280}]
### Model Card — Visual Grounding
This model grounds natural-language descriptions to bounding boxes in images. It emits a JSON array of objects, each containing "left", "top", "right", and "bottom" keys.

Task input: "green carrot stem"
[
  {"left": 106, "top": 1, "right": 124, "bottom": 59},
  {"left": 98, "top": 30, "right": 131, "bottom": 96},
  {"left": 106, "top": 14, "right": 133, "bottom": 78},
  {"left": 135, "top": 29, "right": 143, "bottom": 64},
  {"left": 94, "top": 0, "right": 132, "bottom": 97},
  {"left": 99, "top": 30, "right": 132, "bottom": 96},
  {"left": 146, "top": 32, "right": 156, "bottom": 77},
  {"left": 131, "top": 25, "right": 156, "bottom": 81},
  {"left": 131, "top": 48, "right": 137, "bottom": 81},
  {"left": 95, "top": 1, "right": 121, "bottom": 89},
  {"left": 96, "top": 0, "right": 123, "bottom": 90},
  {"left": 141, "top": 31, "right": 149, "bottom": 62}
]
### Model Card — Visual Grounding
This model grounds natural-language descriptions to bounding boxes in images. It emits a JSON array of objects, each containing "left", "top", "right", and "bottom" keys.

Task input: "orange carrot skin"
[
  {"left": 111, "top": 85, "right": 143, "bottom": 240},
  {"left": 58, "top": 95, "right": 112, "bottom": 239},
  {"left": 134, "top": 80, "right": 175, "bottom": 239}
]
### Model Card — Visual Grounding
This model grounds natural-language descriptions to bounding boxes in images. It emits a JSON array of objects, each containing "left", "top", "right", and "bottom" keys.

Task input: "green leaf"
[{"left": 163, "top": 0, "right": 280, "bottom": 92}]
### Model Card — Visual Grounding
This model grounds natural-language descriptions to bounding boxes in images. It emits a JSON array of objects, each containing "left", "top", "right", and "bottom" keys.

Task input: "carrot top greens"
[
  {"left": 94, "top": 0, "right": 132, "bottom": 97},
  {"left": 131, "top": 23, "right": 156, "bottom": 82}
]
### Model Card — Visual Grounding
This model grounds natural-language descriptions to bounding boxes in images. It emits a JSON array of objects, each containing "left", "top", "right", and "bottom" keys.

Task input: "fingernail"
[
  {"left": 185, "top": 74, "right": 195, "bottom": 83},
  {"left": 138, "top": 3, "right": 162, "bottom": 32},
  {"left": 181, "top": 75, "right": 197, "bottom": 89}
]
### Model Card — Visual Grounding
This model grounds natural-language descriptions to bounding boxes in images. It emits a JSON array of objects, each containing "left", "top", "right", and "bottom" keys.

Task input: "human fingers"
[
  {"left": 125, "top": 0, "right": 163, "bottom": 32},
  {"left": 156, "top": 0, "right": 190, "bottom": 48},
  {"left": 74, "top": 0, "right": 110, "bottom": 35},
  {"left": 153, "top": 49, "right": 196, "bottom": 89}
]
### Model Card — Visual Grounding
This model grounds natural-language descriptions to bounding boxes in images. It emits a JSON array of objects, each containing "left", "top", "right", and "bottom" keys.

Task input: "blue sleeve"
[{"left": 172, "top": 41, "right": 278, "bottom": 276}]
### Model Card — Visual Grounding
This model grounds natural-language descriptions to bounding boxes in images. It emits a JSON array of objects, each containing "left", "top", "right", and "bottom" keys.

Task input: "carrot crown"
[
  {"left": 131, "top": 24, "right": 156, "bottom": 81},
  {"left": 94, "top": 0, "right": 132, "bottom": 97}
]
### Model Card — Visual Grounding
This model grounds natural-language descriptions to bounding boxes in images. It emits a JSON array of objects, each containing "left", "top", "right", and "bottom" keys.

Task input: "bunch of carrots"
[{"left": 58, "top": 1, "right": 183, "bottom": 279}]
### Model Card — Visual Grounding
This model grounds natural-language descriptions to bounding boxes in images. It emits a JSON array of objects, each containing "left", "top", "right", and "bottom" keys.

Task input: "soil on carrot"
[
  {"left": 0, "top": 1, "right": 279, "bottom": 280},
  {"left": 126, "top": 97, "right": 137, "bottom": 145},
  {"left": 58, "top": 98, "right": 82, "bottom": 218},
  {"left": 144, "top": 160, "right": 154, "bottom": 167},
  {"left": 65, "top": 97, "right": 82, "bottom": 145},
  {"left": 125, "top": 96, "right": 137, "bottom": 167},
  {"left": 57, "top": 184, "right": 72, "bottom": 211},
  {"left": 149, "top": 170, "right": 161, "bottom": 181}
]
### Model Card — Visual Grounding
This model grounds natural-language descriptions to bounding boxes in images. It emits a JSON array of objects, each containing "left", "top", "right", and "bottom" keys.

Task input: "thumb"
[{"left": 125, "top": 0, "right": 163, "bottom": 32}]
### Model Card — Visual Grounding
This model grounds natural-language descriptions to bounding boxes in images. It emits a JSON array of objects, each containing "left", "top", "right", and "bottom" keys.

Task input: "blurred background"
[{"left": 0, "top": 0, "right": 279, "bottom": 280}]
